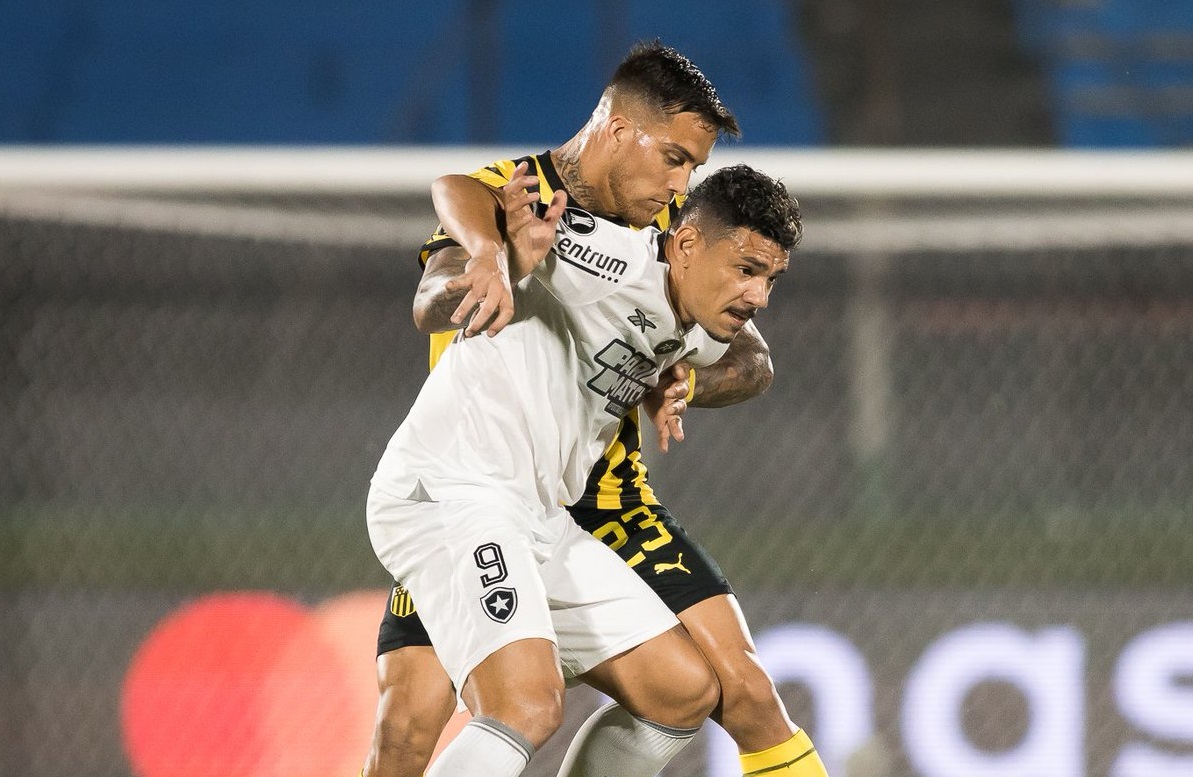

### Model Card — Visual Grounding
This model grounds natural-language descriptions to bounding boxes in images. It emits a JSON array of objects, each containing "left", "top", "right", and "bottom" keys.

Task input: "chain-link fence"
[{"left": 3, "top": 178, "right": 1193, "bottom": 777}]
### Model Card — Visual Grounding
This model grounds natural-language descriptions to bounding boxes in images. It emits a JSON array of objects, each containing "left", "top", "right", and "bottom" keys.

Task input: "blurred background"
[
  {"left": 2, "top": 0, "right": 1191, "bottom": 147},
  {"left": 3, "top": 1, "right": 1193, "bottom": 777}
]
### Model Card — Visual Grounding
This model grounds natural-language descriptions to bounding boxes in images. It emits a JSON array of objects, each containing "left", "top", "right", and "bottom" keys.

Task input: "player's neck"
[
  {"left": 551, "top": 142, "right": 611, "bottom": 217},
  {"left": 660, "top": 238, "right": 694, "bottom": 331}
]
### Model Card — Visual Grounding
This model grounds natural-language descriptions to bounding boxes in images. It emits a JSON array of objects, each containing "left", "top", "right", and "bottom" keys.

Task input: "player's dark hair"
[
  {"left": 609, "top": 39, "right": 741, "bottom": 138},
  {"left": 682, "top": 164, "right": 802, "bottom": 251}
]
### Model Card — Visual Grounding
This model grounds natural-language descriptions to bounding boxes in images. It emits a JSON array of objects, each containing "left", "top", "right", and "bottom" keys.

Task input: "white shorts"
[{"left": 366, "top": 486, "right": 679, "bottom": 692}]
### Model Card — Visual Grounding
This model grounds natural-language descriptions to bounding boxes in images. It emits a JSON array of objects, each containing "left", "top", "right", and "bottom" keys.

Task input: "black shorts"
[{"left": 375, "top": 502, "right": 733, "bottom": 656}]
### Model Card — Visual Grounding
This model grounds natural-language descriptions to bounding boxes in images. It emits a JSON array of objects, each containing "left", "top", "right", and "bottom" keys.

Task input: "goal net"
[{"left": 4, "top": 148, "right": 1193, "bottom": 777}]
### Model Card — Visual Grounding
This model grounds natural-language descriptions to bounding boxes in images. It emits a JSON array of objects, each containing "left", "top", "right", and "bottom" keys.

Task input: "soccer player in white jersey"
[
  {"left": 366, "top": 162, "right": 801, "bottom": 777},
  {"left": 364, "top": 40, "right": 828, "bottom": 777}
]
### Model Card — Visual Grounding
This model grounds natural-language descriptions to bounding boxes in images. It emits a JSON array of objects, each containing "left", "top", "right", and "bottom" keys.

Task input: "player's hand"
[
  {"left": 642, "top": 363, "right": 692, "bottom": 454},
  {"left": 502, "top": 161, "right": 567, "bottom": 278},
  {"left": 444, "top": 248, "right": 516, "bottom": 338}
]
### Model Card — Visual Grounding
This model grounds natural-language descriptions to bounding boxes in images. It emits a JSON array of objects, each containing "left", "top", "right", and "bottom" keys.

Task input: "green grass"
[
  {"left": 1, "top": 501, "right": 384, "bottom": 593},
  {"left": 4, "top": 500, "right": 1190, "bottom": 592}
]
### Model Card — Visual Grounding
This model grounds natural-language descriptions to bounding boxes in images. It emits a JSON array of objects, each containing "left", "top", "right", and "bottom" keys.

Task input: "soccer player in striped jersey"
[
  {"left": 363, "top": 41, "right": 827, "bottom": 777},
  {"left": 371, "top": 162, "right": 800, "bottom": 777}
]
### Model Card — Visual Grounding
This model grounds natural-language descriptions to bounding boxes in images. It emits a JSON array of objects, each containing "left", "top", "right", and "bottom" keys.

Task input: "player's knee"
[
  {"left": 464, "top": 640, "right": 567, "bottom": 747},
  {"left": 716, "top": 648, "right": 782, "bottom": 714},
  {"left": 650, "top": 650, "right": 720, "bottom": 730},
  {"left": 372, "top": 685, "right": 449, "bottom": 757},
  {"left": 368, "top": 650, "right": 457, "bottom": 775},
  {"left": 485, "top": 681, "right": 565, "bottom": 747},
  {"left": 685, "top": 660, "right": 722, "bottom": 727},
  {"left": 374, "top": 698, "right": 432, "bottom": 751}
]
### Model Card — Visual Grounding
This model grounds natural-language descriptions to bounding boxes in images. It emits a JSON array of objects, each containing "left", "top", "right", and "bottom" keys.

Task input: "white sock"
[
  {"left": 556, "top": 702, "right": 699, "bottom": 777},
  {"left": 425, "top": 716, "right": 534, "bottom": 777}
]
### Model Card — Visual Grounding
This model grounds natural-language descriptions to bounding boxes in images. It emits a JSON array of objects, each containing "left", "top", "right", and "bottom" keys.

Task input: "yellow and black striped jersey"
[{"left": 418, "top": 151, "right": 686, "bottom": 510}]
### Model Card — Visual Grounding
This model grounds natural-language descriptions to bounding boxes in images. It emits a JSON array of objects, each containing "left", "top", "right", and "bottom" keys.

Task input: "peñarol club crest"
[{"left": 389, "top": 584, "right": 416, "bottom": 618}]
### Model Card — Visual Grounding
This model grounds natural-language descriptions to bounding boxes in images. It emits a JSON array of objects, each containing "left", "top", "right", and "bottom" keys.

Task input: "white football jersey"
[{"left": 371, "top": 207, "right": 728, "bottom": 531}]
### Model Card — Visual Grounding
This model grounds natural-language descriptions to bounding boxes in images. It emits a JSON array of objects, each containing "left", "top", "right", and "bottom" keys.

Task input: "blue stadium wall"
[
  {"left": 0, "top": 0, "right": 825, "bottom": 145},
  {"left": 1011, "top": 0, "right": 1193, "bottom": 147}
]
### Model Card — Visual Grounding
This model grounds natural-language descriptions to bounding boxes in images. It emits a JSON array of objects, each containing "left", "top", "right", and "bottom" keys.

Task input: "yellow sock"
[{"left": 739, "top": 729, "right": 829, "bottom": 776}]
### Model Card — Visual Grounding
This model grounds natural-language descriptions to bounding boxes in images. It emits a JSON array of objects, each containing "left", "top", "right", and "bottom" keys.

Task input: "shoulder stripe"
[
  {"left": 535, "top": 151, "right": 565, "bottom": 200},
  {"left": 418, "top": 232, "right": 458, "bottom": 267},
  {"left": 420, "top": 155, "right": 537, "bottom": 266},
  {"left": 469, "top": 160, "right": 515, "bottom": 190}
]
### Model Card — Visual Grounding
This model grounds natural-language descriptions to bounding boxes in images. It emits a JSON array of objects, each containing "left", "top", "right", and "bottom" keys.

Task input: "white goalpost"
[
  {"left": 3, "top": 146, "right": 1193, "bottom": 197},
  {"left": 3, "top": 147, "right": 1193, "bottom": 254}
]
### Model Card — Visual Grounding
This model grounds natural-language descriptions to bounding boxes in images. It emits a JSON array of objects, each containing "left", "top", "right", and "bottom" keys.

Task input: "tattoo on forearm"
[
  {"left": 421, "top": 284, "right": 467, "bottom": 332},
  {"left": 689, "top": 329, "right": 774, "bottom": 408},
  {"left": 690, "top": 358, "right": 768, "bottom": 408},
  {"left": 415, "top": 250, "right": 471, "bottom": 332}
]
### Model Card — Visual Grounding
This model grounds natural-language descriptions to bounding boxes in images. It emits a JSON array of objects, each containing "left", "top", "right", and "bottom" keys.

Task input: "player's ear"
[
  {"left": 672, "top": 223, "right": 700, "bottom": 268},
  {"left": 607, "top": 113, "right": 632, "bottom": 145}
]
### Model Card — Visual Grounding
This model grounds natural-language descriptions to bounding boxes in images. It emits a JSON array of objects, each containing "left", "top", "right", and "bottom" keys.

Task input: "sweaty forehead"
[
  {"left": 723, "top": 228, "right": 790, "bottom": 270},
  {"left": 638, "top": 111, "right": 718, "bottom": 162}
]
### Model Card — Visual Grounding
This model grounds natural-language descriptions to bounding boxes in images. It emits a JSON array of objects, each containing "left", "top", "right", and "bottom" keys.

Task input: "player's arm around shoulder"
[
  {"left": 420, "top": 163, "right": 566, "bottom": 338},
  {"left": 425, "top": 173, "right": 516, "bottom": 338},
  {"left": 688, "top": 320, "right": 774, "bottom": 408},
  {"left": 429, "top": 173, "right": 504, "bottom": 259}
]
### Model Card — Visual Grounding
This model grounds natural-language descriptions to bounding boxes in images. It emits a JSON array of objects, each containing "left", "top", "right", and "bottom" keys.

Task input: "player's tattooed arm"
[
  {"left": 640, "top": 323, "right": 771, "bottom": 451},
  {"left": 412, "top": 246, "right": 473, "bottom": 334},
  {"left": 642, "top": 323, "right": 771, "bottom": 450},
  {"left": 687, "top": 321, "right": 774, "bottom": 408},
  {"left": 422, "top": 165, "right": 565, "bottom": 338},
  {"left": 427, "top": 174, "right": 515, "bottom": 338}
]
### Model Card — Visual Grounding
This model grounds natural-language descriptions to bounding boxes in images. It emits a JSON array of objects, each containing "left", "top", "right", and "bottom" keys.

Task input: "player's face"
[
  {"left": 674, "top": 226, "right": 789, "bottom": 343},
  {"left": 608, "top": 112, "right": 717, "bottom": 228}
]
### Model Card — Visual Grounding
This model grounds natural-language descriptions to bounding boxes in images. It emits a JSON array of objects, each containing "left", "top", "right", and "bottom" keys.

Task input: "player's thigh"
[
  {"left": 366, "top": 644, "right": 457, "bottom": 777},
  {"left": 371, "top": 584, "right": 457, "bottom": 739},
  {"left": 578, "top": 623, "right": 718, "bottom": 728},
  {"left": 375, "top": 645, "right": 456, "bottom": 731},
  {"left": 373, "top": 581, "right": 452, "bottom": 705},
  {"left": 368, "top": 493, "right": 556, "bottom": 693},
  {"left": 568, "top": 502, "right": 733, "bottom": 614},
  {"left": 677, "top": 594, "right": 801, "bottom": 744},
  {"left": 543, "top": 516, "right": 682, "bottom": 679},
  {"left": 675, "top": 592, "right": 764, "bottom": 678},
  {"left": 543, "top": 517, "right": 720, "bottom": 728}
]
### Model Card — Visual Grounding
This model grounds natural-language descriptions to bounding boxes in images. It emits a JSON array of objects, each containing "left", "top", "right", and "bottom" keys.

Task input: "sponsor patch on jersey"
[
  {"left": 481, "top": 587, "right": 518, "bottom": 623},
  {"left": 587, "top": 338, "right": 657, "bottom": 416},
  {"left": 556, "top": 235, "right": 628, "bottom": 283},
  {"left": 560, "top": 207, "right": 597, "bottom": 235},
  {"left": 654, "top": 339, "right": 682, "bottom": 354}
]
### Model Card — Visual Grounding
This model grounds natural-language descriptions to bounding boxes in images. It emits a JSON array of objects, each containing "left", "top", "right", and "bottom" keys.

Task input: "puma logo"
[{"left": 653, "top": 553, "right": 691, "bottom": 575}]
